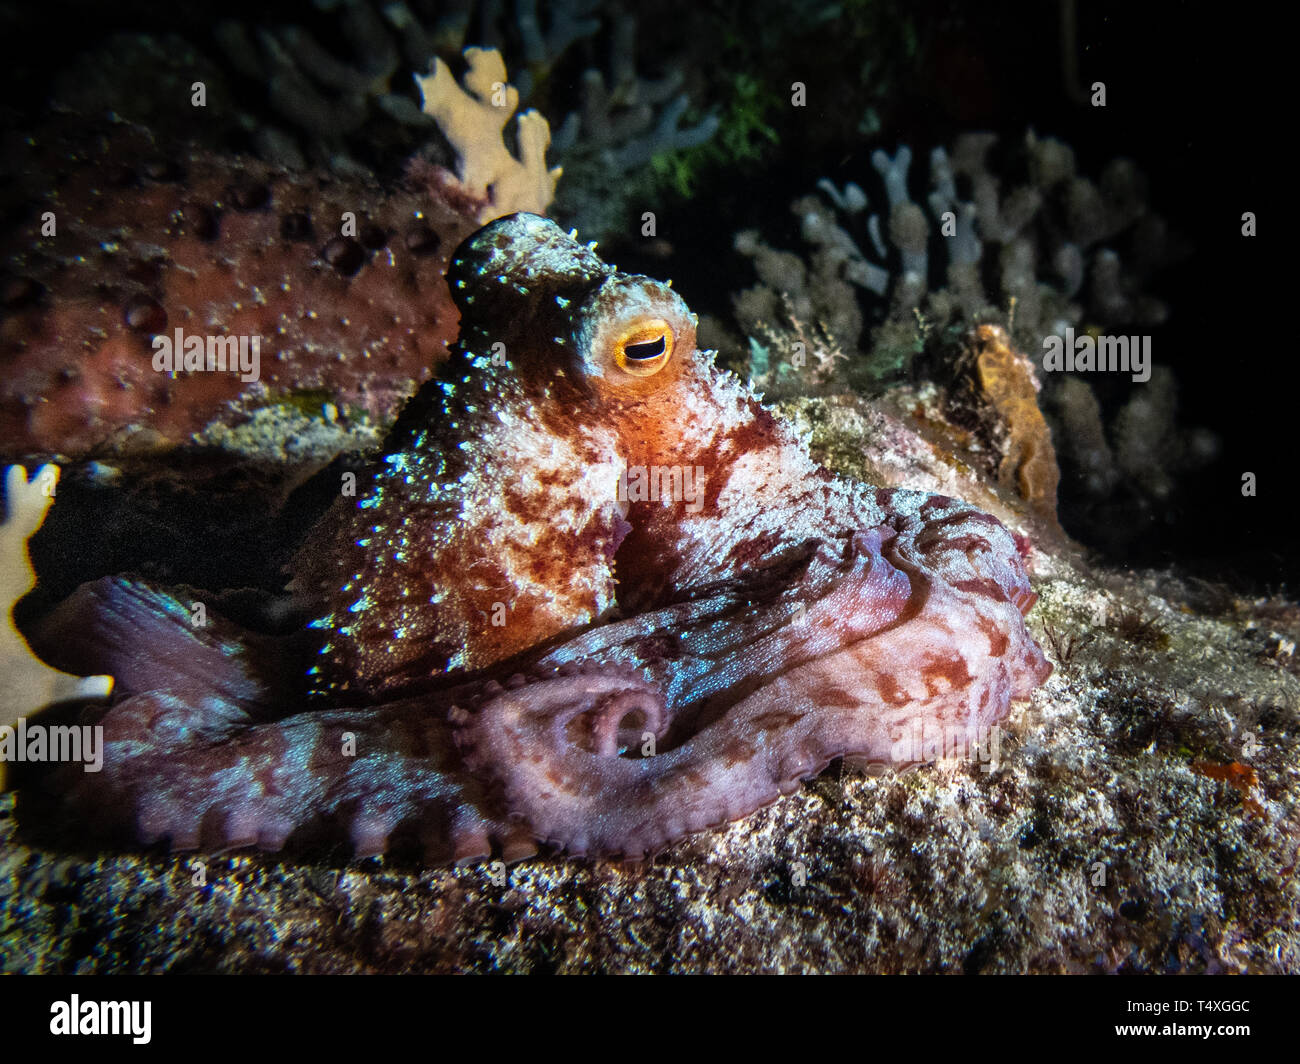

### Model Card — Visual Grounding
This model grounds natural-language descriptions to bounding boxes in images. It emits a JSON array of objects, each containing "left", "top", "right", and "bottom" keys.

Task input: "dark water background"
[{"left": 0, "top": 0, "right": 1290, "bottom": 592}]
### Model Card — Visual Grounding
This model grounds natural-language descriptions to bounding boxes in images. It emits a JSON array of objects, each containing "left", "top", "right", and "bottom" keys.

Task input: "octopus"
[{"left": 23, "top": 212, "right": 1051, "bottom": 864}]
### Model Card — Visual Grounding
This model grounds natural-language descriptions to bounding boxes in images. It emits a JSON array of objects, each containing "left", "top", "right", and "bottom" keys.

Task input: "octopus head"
[{"left": 446, "top": 213, "right": 699, "bottom": 406}]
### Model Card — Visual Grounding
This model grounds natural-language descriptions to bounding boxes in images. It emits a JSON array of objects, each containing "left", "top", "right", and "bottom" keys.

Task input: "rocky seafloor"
[{"left": 3, "top": 394, "right": 1296, "bottom": 975}]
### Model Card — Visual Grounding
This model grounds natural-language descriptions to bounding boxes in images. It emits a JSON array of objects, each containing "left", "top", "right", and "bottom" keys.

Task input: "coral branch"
[
  {"left": 415, "top": 47, "right": 561, "bottom": 222},
  {"left": 1, "top": 465, "right": 113, "bottom": 788}
]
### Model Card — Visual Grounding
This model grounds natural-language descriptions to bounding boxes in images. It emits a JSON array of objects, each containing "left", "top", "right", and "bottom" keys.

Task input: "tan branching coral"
[
  {"left": 1, "top": 465, "right": 113, "bottom": 788},
  {"left": 415, "top": 47, "right": 561, "bottom": 222}
]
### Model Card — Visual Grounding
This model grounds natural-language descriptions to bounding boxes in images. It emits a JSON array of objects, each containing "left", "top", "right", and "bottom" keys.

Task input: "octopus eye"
[{"left": 614, "top": 319, "right": 674, "bottom": 377}]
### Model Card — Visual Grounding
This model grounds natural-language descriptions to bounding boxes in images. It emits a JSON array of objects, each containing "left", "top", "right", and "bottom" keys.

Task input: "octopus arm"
[
  {"left": 33, "top": 578, "right": 530, "bottom": 862},
  {"left": 452, "top": 521, "right": 1049, "bottom": 859}
]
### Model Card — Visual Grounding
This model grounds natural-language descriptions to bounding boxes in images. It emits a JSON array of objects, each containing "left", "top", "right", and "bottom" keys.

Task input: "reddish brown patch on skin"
[
  {"left": 718, "top": 741, "right": 756, "bottom": 768},
  {"left": 808, "top": 684, "right": 865, "bottom": 710},
  {"left": 922, "top": 656, "right": 973, "bottom": 695},
  {"left": 915, "top": 531, "right": 997, "bottom": 559},
  {"left": 526, "top": 556, "right": 557, "bottom": 583},
  {"left": 1012, "top": 589, "right": 1039, "bottom": 615},
  {"left": 977, "top": 617, "right": 1010, "bottom": 657},
  {"left": 726, "top": 530, "right": 785, "bottom": 569},
  {"left": 875, "top": 674, "right": 913, "bottom": 707},
  {"left": 920, "top": 508, "right": 1003, "bottom": 533},
  {"left": 919, "top": 494, "right": 957, "bottom": 517},
  {"left": 874, "top": 487, "right": 901, "bottom": 510},
  {"left": 750, "top": 710, "right": 807, "bottom": 731},
  {"left": 693, "top": 421, "right": 771, "bottom": 515},
  {"left": 630, "top": 632, "right": 683, "bottom": 663},
  {"left": 950, "top": 577, "right": 1011, "bottom": 605},
  {"left": 532, "top": 468, "right": 572, "bottom": 490},
  {"left": 502, "top": 485, "right": 546, "bottom": 526}
]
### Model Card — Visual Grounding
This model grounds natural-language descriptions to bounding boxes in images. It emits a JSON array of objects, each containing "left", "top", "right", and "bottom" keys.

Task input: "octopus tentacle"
[
  {"left": 59, "top": 691, "right": 534, "bottom": 864},
  {"left": 34, "top": 579, "right": 529, "bottom": 863},
  {"left": 451, "top": 524, "right": 1044, "bottom": 859}
]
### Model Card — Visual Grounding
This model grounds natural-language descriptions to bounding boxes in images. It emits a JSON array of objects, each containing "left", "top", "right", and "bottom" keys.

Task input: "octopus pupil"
[{"left": 624, "top": 336, "right": 665, "bottom": 361}]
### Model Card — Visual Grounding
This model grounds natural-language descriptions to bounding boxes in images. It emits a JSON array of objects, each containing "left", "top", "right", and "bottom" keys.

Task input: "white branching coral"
[
  {"left": 415, "top": 47, "right": 561, "bottom": 222},
  {"left": 1, "top": 465, "right": 113, "bottom": 789}
]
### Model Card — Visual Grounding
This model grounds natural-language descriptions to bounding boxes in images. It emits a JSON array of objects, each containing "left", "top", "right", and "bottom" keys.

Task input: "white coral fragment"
[
  {"left": 415, "top": 47, "right": 561, "bottom": 222},
  {"left": 1, "top": 465, "right": 113, "bottom": 788}
]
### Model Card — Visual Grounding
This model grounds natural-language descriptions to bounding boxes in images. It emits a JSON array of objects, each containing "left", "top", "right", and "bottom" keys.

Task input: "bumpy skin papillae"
[{"left": 40, "top": 214, "right": 1049, "bottom": 861}]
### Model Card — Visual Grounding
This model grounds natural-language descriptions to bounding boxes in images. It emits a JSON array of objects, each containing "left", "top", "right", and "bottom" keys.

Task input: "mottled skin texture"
[
  {"left": 0, "top": 116, "right": 478, "bottom": 457},
  {"left": 36, "top": 214, "right": 1050, "bottom": 863}
]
